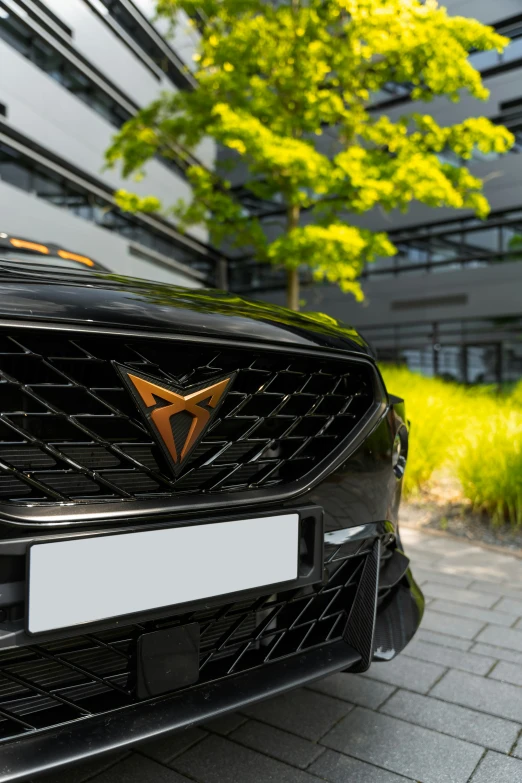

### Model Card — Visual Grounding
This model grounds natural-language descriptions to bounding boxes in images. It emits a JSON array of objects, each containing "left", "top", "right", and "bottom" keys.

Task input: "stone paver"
[
  {"left": 469, "top": 580, "right": 522, "bottom": 600},
  {"left": 475, "top": 625, "right": 522, "bottom": 653},
  {"left": 380, "top": 689, "right": 520, "bottom": 753},
  {"left": 431, "top": 669, "right": 522, "bottom": 723},
  {"left": 429, "top": 598, "right": 518, "bottom": 627},
  {"left": 90, "top": 755, "right": 193, "bottom": 783},
  {"left": 489, "top": 660, "right": 522, "bottom": 687},
  {"left": 419, "top": 607, "right": 485, "bottom": 640},
  {"left": 470, "top": 750, "right": 522, "bottom": 782},
  {"left": 413, "top": 566, "right": 473, "bottom": 589},
  {"left": 403, "top": 638, "right": 495, "bottom": 675},
  {"left": 309, "top": 750, "right": 414, "bottom": 782},
  {"left": 230, "top": 719, "right": 324, "bottom": 769},
  {"left": 470, "top": 641, "right": 522, "bottom": 666},
  {"left": 416, "top": 627, "right": 472, "bottom": 651},
  {"left": 307, "top": 671, "right": 394, "bottom": 709},
  {"left": 360, "top": 652, "right": 446, "bottom": 694},
  {"left": 37, "top": 753, "right": 130, "bottom": 783},
  {"left": 41, "top": 528, "right": 521, "bottom": 783},
  {"left": 171, "top": 734, "right": 324, "bottom": 783},
  {"left": 422, "top": 582, "right": 498, "bottom": 608},
  {"left": 139, "top": 728, "right": 207, "bottom": 765},
  {"left": 203, "top": 712, "right": 247, "bottom": 736},
  {"left": 492, "top": 596, "right": 522, "bottom": 617},
  {"left": 240, "top": 688, "right": 353, "bottom": 740},
  {"left": 321, "top": 706, "right": 484, "bottom": 783}
]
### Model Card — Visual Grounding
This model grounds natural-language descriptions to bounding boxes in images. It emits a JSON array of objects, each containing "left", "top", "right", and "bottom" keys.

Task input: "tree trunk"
[
  {"left": 287, "top": 267, "right": 299, "bottom": 311},
  {"left": 286, "top": 204, "right": 300, "bottom": 311}
]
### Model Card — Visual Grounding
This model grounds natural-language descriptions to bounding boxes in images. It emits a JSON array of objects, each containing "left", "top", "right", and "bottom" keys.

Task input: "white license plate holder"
[{"left": 27, "top": 511, "right": 321, "bottom": 635}]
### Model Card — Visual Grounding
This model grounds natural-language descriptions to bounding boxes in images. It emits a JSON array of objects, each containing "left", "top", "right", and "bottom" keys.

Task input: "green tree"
[{"left": 106, "top": 0, "right": 514, "bottom": 311}]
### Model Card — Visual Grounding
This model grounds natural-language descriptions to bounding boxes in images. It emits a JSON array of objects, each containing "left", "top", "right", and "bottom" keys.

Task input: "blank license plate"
[{"left": 28, "top": 513, "right": 299, "bottom": 634}]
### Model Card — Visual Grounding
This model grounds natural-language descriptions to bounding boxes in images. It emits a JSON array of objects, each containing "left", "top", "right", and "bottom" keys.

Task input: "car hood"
[{"left": 0, "top": 264, "right": 372, "bottom": 356}]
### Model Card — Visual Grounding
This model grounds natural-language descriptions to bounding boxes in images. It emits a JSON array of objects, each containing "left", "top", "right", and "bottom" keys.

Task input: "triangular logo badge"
[{"left": 115, "top": 364, "right": 234, "bottom": 476}]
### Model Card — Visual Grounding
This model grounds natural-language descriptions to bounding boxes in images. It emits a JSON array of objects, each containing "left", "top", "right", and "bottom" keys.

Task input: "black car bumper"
[
  {"left": 0, "top": 516, "right": 422, "bottom": 782},
  {"left": 0, "top": 320, "right": 423, "bottom": 780},
  {"left": 1, "top": 643, "right": 360, "bottom": 781}
]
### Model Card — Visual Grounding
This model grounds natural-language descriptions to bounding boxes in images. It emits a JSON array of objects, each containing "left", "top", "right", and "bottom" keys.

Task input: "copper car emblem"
[{"left": 116, "top": 364, "right": 234, "bottom": 476}]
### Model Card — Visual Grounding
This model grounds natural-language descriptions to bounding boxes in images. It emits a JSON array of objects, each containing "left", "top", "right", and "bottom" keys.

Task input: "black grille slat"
[{"left": 0, "top": 331, "right": 374, "bottom": 505}]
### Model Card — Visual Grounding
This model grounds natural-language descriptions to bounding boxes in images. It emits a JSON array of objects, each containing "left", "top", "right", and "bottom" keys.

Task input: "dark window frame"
[{"left": 83, "top": 0, "right": 195, "bottom": 90}]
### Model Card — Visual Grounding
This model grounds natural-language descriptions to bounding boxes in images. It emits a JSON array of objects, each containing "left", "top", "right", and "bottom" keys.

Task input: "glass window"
[
  {"left": 466, "top": 345, "right": 500, "bottom": 384},
  {"left": 364, "top": 209, "right": 522, "bottom": 279},
  {"left": 430, "top": 243, "right": 459, "bottom": 262},
  {"left": 503, "top": 37, "right": 522, "bottom": 63},
  {"left": 32, "top": 37, "right": 61, "bottom": 75},
  {"left": 0, "top": 3, "right": 132, "bottom": 129},
  {"left": 401, "top": 348, "right": 434, "bottom": 376},
  {"left": 469, "top": 50, "right": 499, "bottom": 71},
  {"left": 464, "top": 228, "right": 498, "bottom": 253},
  {"left": 430, "top": 260, "right": 462, "bottom": 273},
  {"left": 0, "top": 146, "right": 32, "bottom": 191},
  {"left": 504, "top": 342, "right": 522, "bottom": 382},
  {"left": 92, "top": 0, "right": 189, "bottom": 89},
  {"left": 0, "top": 9, "right": 30, "bottom": 56},
  {"left": 437, "top": 346, "right": 463, "bottom": 382},
  {"left": 0, "top": 139, "right": 212, "bottom": 278},
  {"left": 32, "top": 170, "right": 63, "bottom": 199},
  {"left": 367, "top": 254, "right": 394, "bottom": 272},
  {"left": 396, "top": 243, "right": 429, "bottom": 266}
]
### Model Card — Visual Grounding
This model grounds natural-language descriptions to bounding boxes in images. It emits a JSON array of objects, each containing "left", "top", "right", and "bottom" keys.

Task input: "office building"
[{"left": 0, "top": 0, "right": 220, "bottom": 287}]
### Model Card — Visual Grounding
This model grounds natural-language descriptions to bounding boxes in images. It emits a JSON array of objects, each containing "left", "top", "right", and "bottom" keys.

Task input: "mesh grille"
[
  {"left": 0, "top": 543, "right": 371, "bottom": 742},
  {"left": 0, "top": 330, "right": 375, "bottom": 506}
]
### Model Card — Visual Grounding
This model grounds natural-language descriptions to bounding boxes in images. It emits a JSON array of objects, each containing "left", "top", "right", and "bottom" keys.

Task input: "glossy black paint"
[
  {"left": 0, "top": 260, "right": 423, "bottom": 779},
  {"left": 306, "top": 408, "right": 404, "bottom": 533},
  {"left": 0, "top": 642, "right": 361, "bottom": 783},
  {"left": 0, "top": 268, "right": 371, "bottom": 353}
]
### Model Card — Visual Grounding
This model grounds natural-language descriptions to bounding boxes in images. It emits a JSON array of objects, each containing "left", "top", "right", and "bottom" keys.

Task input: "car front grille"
[
  {"left": 0, "top": 539, "right": 372, "bottom": 743},
  {"left": 0, "top": 329, "right": 376, "bottom": 508}
]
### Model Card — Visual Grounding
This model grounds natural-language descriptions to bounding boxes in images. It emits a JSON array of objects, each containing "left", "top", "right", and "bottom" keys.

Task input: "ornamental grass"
[{"left": 380, "top": 366, "right": 522, "bottom": 527}]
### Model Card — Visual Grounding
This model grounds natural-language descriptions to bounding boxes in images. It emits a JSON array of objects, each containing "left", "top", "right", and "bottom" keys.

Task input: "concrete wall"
[
  {"left": 262, "top": 261, "right": 522, "bottom": 330},
  {"left": 443, "top": 0, "right": 522, "bottom": 25}
]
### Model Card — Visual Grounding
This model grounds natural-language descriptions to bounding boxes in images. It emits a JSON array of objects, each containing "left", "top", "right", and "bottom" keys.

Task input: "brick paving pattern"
[{"left": 36, "top": 529, "right": 522, "bottom": 783}]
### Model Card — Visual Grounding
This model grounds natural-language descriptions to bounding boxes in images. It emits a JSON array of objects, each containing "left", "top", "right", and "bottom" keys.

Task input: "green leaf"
[{"left": 105, "top": 0, "right": 513, "bottom": 307}]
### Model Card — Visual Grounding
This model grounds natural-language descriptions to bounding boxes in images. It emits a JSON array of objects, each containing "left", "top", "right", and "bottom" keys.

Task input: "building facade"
[
  {"left": 230, "top": 0, "right": 522, "bottom": 384},
  {"left": 0, "top": 0, "right": 220, "bottom": 287},
  {"left": 1, "top": 0, "right": 521, "bottom": 383}
]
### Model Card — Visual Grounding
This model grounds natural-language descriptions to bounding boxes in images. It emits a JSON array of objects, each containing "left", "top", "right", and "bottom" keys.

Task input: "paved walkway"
[{"left": 40, "top": 528, "right": 522, "bottom": 783}]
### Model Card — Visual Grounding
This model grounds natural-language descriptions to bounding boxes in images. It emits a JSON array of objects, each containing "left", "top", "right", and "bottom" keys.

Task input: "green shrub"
[
  {"left": 380, "top": 365, "right": 522, "bottom": 527},
  {"left": 508, "top": 379, "right": 522, "bottom": 408},
  {"left": 457, "top": 401, "right": 522, "bottom": 527}
]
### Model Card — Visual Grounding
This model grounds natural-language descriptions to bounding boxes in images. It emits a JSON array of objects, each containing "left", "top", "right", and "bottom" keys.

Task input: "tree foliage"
[{"left": 106, "top": 0, "right": 514, "bottom": 309}]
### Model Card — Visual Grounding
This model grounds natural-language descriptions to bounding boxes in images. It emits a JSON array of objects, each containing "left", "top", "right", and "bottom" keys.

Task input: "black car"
[{"left": 0, "top": 236, "right": 423, "bottom": 780}]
